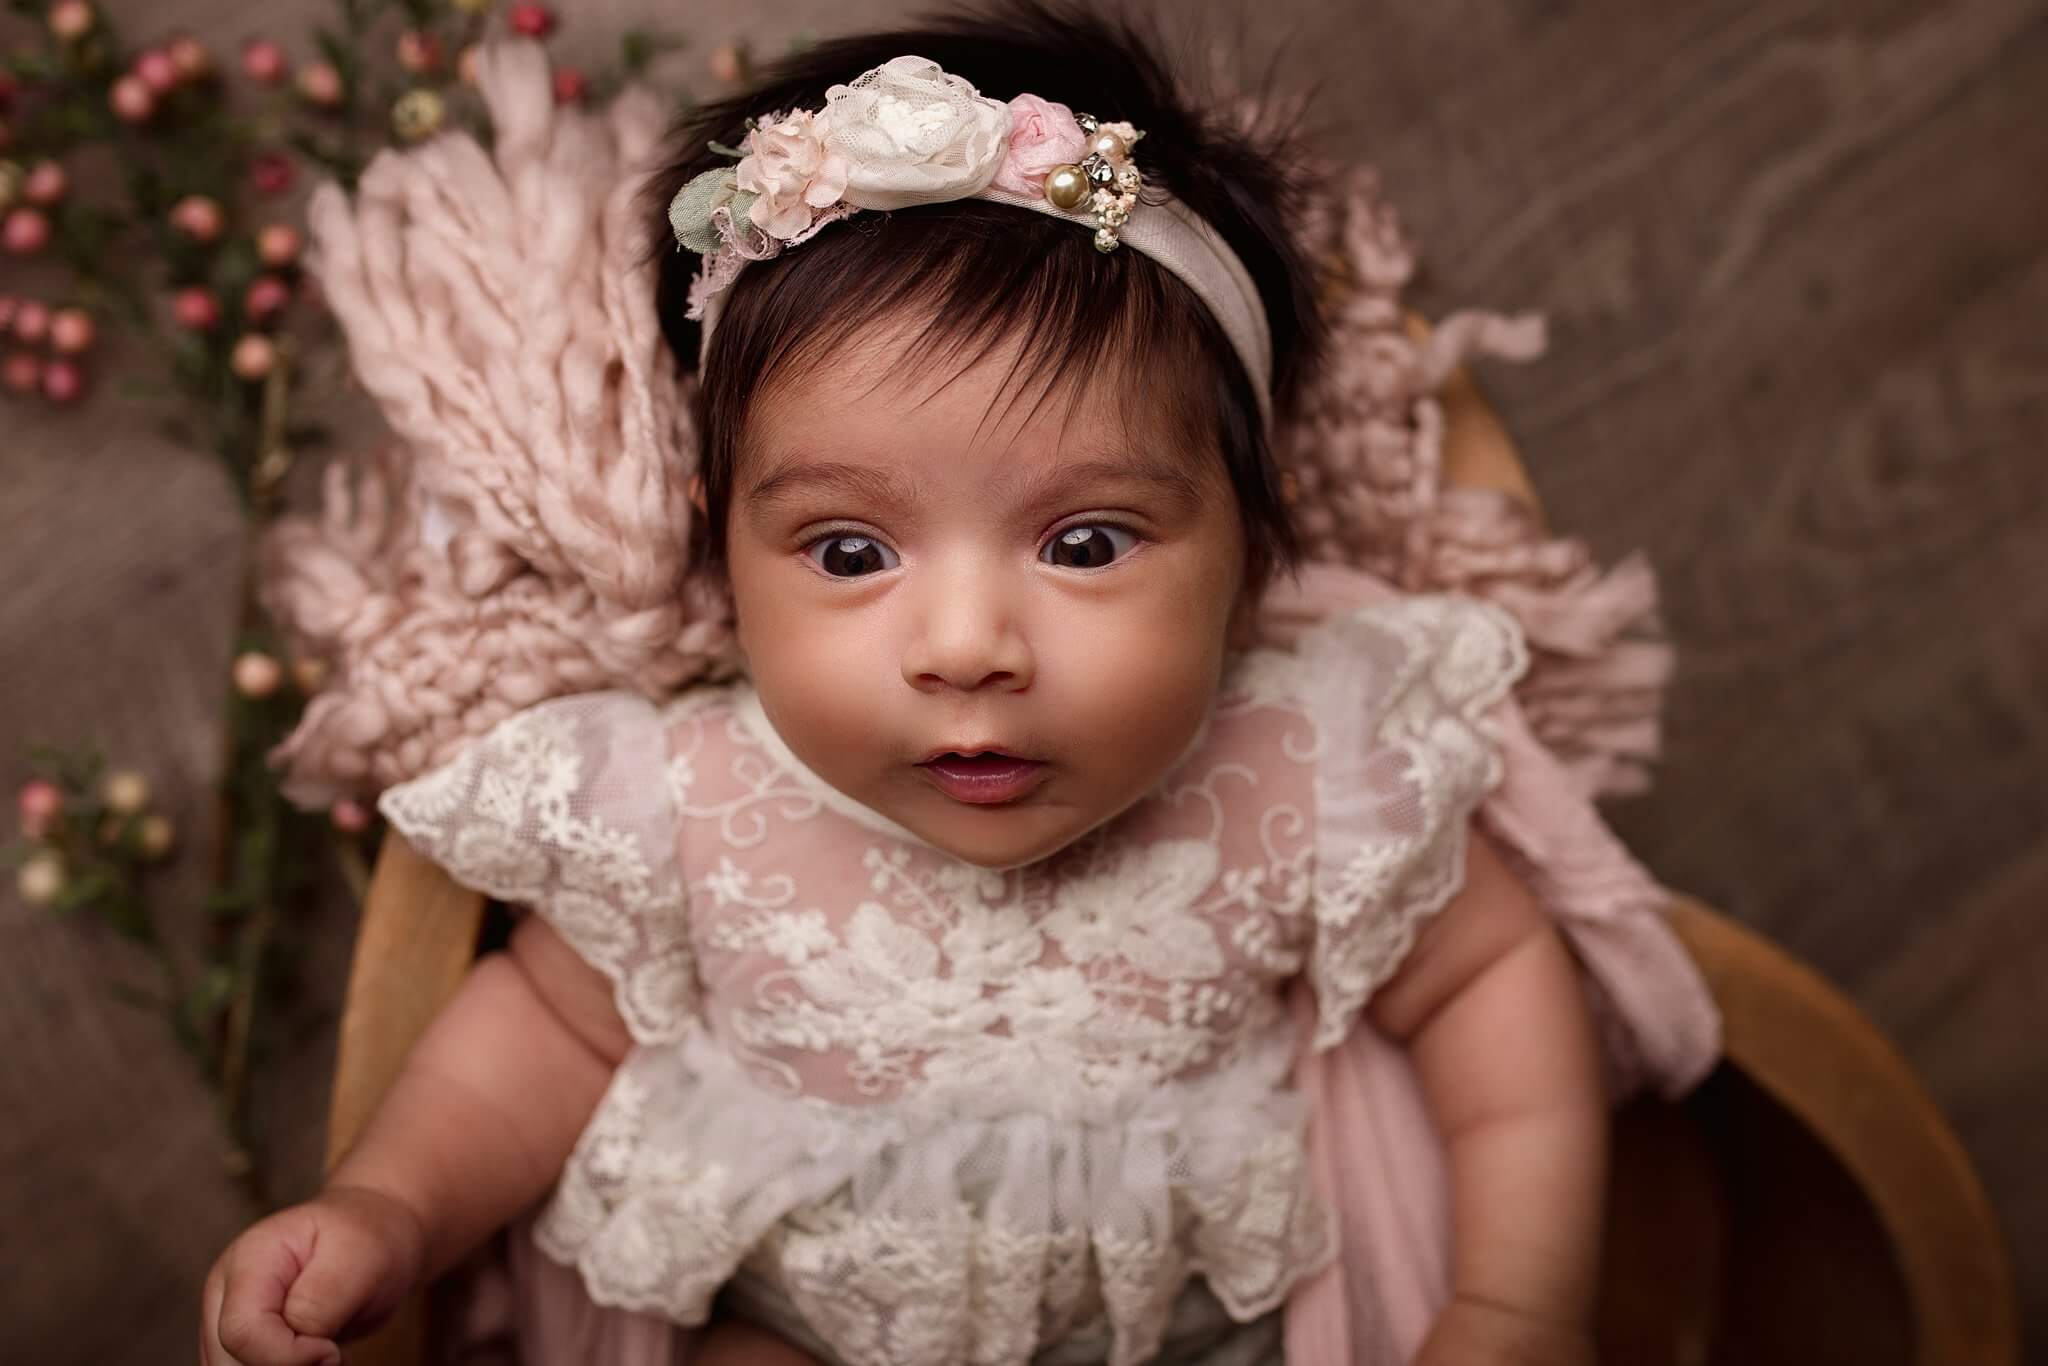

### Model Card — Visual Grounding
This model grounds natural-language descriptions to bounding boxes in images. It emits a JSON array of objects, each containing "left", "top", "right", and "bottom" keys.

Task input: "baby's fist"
[{"left": 200, "top": 1185, "right": 425, "bottom": 1366}]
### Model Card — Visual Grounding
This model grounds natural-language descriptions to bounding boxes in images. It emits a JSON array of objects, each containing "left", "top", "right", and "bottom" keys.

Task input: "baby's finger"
[{"left": 200, "top": 1261, "right": 240, "bottom": 1366}]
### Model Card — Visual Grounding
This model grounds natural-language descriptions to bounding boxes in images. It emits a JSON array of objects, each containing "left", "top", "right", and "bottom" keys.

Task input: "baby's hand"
[
  {"left": 1413, "top": 1294, "right": 1595, "bottom": 1366},
  {"left": 200, "top": 1185, "right": 425, "bottom": 1366}
]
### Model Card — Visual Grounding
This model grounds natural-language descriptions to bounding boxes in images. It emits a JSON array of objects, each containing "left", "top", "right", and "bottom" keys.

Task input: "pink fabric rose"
[
  {"left": 989, "top": 93, "right": 1087, "bottom": 198},
  {"left": 735, "top": 109, "right": 850, "bottom": 239}
]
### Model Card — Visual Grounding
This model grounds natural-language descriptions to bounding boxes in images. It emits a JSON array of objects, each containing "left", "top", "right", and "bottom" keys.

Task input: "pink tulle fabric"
[{"left": 266, "top": 37, "right": 1721, "bottom": 1366}]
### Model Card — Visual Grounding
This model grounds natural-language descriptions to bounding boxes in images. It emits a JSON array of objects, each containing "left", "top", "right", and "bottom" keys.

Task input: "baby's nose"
[{"left": 901, "top": 573, "right": 1035, "bottom": 694}]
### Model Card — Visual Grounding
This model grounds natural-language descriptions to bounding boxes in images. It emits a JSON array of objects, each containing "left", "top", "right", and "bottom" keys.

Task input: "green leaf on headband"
[{"left": 670, "top": 167, "right": 741, "bottom": 255}]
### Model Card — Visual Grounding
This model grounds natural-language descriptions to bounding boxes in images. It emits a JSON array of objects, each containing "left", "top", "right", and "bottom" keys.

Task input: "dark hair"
[{"left": 637, "top": 0, "right": 1326, "bottom": 604}]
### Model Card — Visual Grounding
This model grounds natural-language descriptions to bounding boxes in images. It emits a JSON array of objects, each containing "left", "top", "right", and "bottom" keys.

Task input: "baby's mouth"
[{"left": 915, "top": 751, "right": 1048, "bottom": 805}]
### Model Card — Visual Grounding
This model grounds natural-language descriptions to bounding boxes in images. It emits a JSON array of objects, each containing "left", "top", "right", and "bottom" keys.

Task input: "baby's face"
[{"left": 722, "top": 322, "right": 1249, "bottom": 870}]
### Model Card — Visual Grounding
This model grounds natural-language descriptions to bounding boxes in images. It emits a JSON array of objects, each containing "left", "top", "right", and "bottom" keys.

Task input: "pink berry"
[
  {"left": 232, "top": 649, "right": 282, "bottom": 695},
  {"left": 330, "top": 799, "right": 371, "bottom": 834},
  {"left": 17, "top": 852, "right": 66, "bottom": 905},
  {"left": 49, "top": 308, "right": 94, "bottom": 355},
  {"left": 241, "top": 37, "right": 286, "bottom": 85},
  {"left": 169, "top": 194, "right": 224, "bottom": 242},
  {"left": 23, "top": 160, "right": 66, "bottom": 205},
  {"left": 167, "top": 34, "right": 211, "bottom": 81},
  {"left": 395, "top": 30, "right": 443, "bottom": 74},
  {"left": 250, "top": 151, "right": 294, "bottom": 196},
  {"left": 46, "top": 1, "right": 93, "bottom": 42},
  {"left": 2, "top": 351, "right": 42, "bottom": 393},
  {"left": 136, "top": 814, "right": 175, "bottom": 860},
  {"left": 134, "top": 48, "right": 178, "bottom": 95},
  {"left": 18, "top": 779, "right": 63, "bottom": 840},
  {"left": 40, "top": 357, "right": 82, "bottom": 403},
  {"left": 101, "top": 770, "right": 149, "bottom": 815},
  {"left": 173, "top": 287, "right": 219, "bottom": 330},
  {"left": 708, "top": 45, "right": 744, "bottom": 84},
  {"left": 229, "top": 334, "right": 274, "bottom": 381},
  {"left": 290, "top": 656, "right": 329, "bottom": 693},
  {"left": 296, "top": 61, "right": 342, "bottom": 108},
  {"left": 0, "top": 297, "right": 15, "bottom": 330},
  {"left": 551, "top": 67, "right": 586, "bottom": 105},
  {"left": 3, "top": 208, "right": 49, "bottom": 255},
  {"left": 12, "top": 300, "right": 48, "bottom": 343},
  {"left": 109, "top": 74, "right": 154, "bottom": 122},
  {"left": 243, "top": 275, "right": 290, "bottom": 322},
  {"left": 507, "top": 2, "right": 556, "bottom": 38},
  {"left": 254, "top": 223, "right": 300, "bottom": 267}
]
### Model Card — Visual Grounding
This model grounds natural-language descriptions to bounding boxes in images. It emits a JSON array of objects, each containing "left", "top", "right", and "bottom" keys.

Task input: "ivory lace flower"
[{"left": 822, "top": 55, "right": 1011, "bottom": 209}]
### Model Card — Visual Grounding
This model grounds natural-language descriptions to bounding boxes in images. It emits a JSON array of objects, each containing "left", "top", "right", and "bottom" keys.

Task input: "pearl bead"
[
  {"left": 1088, "top": 130, "right": 1129, "bottom": 163},
  {"left": 1043, "top": 164, "right": 1089, "bottom": 211}
]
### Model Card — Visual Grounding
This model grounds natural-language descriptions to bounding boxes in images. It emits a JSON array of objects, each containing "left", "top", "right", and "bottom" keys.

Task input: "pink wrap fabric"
[{"left": 267, "top": 38, "right": 1723, "bottom": 1366}]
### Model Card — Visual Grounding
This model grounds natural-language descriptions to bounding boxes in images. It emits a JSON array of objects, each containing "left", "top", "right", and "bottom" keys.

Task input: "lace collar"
[{"left": 730, "top": 683, "right": 937, "bottom": 848}]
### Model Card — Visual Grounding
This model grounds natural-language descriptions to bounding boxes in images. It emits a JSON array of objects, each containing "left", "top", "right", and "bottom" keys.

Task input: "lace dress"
[{"left": 378, "top": 594, "right": 1530, "bottom": 1366}]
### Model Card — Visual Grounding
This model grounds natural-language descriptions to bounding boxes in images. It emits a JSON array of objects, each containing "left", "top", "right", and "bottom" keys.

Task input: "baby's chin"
[{"left": 889, "top": 781, "right": 1139, "bottom": 872}]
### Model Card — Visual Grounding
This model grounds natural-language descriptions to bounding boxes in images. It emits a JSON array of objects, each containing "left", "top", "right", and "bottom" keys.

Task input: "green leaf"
[
  {"left": 618, "top": 30, "right": 685, "bottom": 75},
  {"left": 621, "top": 30, "right": 652, "bottom": 72},
  {"left": 101, "top": 894, "right": 157, "bottom": 944},
  {"left": 54, "top": 867, "right": 118, "bottom": 915},
  {"left": 313, "top": 27, "right": 358, "bottom": 83},
  {"left": 667, "top": 168, "right": 741, "bottom": 255}
]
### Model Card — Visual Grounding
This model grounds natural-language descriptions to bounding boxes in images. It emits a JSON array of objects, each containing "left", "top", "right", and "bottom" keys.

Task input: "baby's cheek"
[
  {"left": 751, "top": 638, "right": 883, "bottom": 772},
  {"left": 1063, "top": 624, "right": 1219, "bottom": 773}
]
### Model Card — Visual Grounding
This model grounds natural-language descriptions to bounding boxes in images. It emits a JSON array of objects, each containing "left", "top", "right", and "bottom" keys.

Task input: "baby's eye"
[
  {"left": 805, "top": 533, "right": 900, "bottom": 578},
  {"left": 1042, "top": 523, "right": 1139, "bottom": 570}
]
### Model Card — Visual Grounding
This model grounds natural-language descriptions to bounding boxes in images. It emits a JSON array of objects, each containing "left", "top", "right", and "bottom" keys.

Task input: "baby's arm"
[
  {"left": 1366, "top": 826, "right": 1607, "bottom": 1366},
  {"left": 201, "top": 915, "right": 629, "bottom": 1365}
]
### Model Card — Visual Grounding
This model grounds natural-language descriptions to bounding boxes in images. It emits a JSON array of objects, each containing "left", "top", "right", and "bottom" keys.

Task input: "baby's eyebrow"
[
  {"left": 742, "top": 453, "right": 1206, "bottom": 517},
  {"left": 743, "top": 461, "right": 917, "bottom": 514}
]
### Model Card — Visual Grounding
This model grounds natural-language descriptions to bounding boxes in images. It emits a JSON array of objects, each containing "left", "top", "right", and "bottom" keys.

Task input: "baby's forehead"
[{"left": 751, "top": 313, "right": 1204, "bottom": 471}]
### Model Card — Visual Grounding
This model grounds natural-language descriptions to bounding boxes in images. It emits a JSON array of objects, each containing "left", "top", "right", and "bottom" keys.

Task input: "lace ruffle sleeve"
[
  {"left": 375, "top": 689, "right": 696, "bottom": 1046},
  {"left": 1296, "top": 595, "right": 1530, "bottom": 1050}
]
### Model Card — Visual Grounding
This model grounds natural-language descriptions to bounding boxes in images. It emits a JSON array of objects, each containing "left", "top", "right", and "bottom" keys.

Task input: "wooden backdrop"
[{"left": 2, "top": 1, "right": 2042, "bottom": 1361}]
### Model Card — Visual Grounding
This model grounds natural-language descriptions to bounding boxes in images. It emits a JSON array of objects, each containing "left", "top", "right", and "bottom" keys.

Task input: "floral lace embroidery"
[
  {"left": 375, "top": 691, "right": 696, "bottom": 1045},
  {"left": 678, "top": 708, "right": 1317, "bottom": 1109},
  {"left": 1296, "top": 596, "right": 1530, "bottom": 1048}
]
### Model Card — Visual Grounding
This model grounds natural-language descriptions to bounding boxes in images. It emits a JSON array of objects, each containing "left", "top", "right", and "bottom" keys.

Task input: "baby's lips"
[{"left": 918, "top": 745, "right": 1040, "bottom": 765}]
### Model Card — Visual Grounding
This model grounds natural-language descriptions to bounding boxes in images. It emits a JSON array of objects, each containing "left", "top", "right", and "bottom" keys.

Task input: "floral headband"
[{"left": 667, "top": 55, "right": 1274, "bottom": 425}]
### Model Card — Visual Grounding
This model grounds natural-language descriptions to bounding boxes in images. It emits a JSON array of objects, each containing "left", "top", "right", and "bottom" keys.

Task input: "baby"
[{"left": 202, "top": 5, "right": 1715, "bottom": 1365}]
